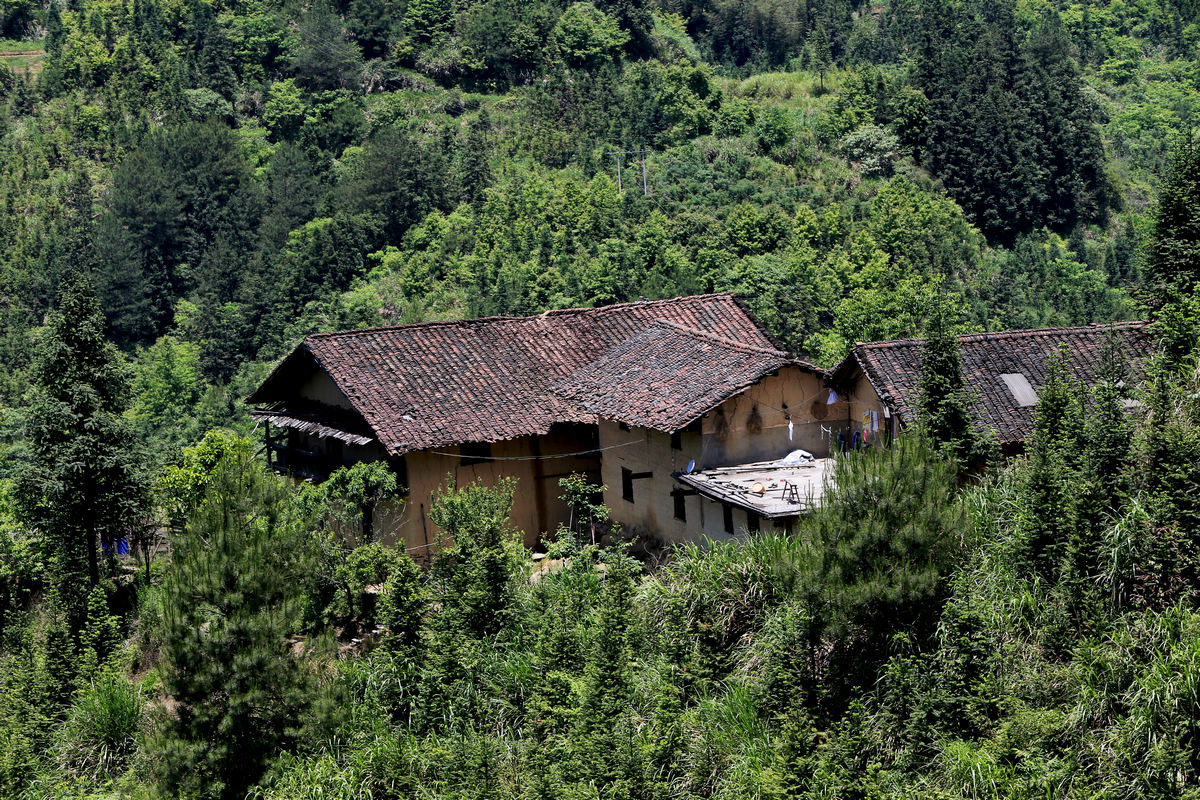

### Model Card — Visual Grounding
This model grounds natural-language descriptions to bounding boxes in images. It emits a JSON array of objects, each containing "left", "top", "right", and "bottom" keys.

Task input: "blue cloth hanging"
[{"left": 101, "top": 538, "right": 130, "bottom": 556}]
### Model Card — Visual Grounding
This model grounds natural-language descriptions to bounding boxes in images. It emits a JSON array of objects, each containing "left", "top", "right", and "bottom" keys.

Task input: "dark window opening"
[
  {"left": 389, "top": 456, "right": 410, "bottom": 494},
  {"left": 673, "top": 490, "right": 686, "bottom": 521},
  {"left": 747, "top": 510, "right": 760, "bottom": 533},
  {"left": 460, "top": 442, "right": 492, "bottom": 466},
  {"left": 619, "top": 422, "right": 631, "bottom": 431},
  {"left": 723, "top": 504, "right": 734, "bottom": 534},
  {"left": 622, "top": 467, "right": 634, "bottom": 502},
  {"left": 670, "top": 430, "right": 682, "bottom": 450}
]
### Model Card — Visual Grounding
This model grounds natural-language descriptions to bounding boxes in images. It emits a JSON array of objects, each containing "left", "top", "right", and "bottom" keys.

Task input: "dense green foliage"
[
  {"left": 0, "top": 0, "right": 1169, "bottom": 435},
  {"left": 12, "top": 276, "right": 148, "bottom": 625},
  {"left": 916, "top": 303, "right": 997, "bottom": 467},
  {"left": 11, "top": 384, "right": 1200, "bottom": 798},
  {"left": 3, "top": 0, "right": 1200, "bottom": 796},
  {"left": 150, "top": 451, "right": 332, "bottom": 800}
]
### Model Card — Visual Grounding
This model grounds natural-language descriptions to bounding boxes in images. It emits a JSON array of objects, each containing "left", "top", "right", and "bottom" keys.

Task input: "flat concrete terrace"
[{"left": 676, "top": 457, "right": 832, "bottom": 519}]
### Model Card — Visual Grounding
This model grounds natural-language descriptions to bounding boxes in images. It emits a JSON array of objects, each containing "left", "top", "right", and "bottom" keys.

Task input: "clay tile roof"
[
  {"left": 247, "top": 294, "right": 778, "bottom": 455},
  {"left": 848, "top": 321, "right": 1155, "bottom": 445},
  {"left": 556, "top": 321, "right": 817, "bottom": 433}
]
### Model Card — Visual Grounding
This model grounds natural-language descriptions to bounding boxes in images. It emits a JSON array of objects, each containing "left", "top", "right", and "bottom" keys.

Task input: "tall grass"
[
  {"left": 642, "top": 532, "right": 817, "bottom": 656},
  {"left": 55, "top": 672, "right": 144, "bottom": 779}
]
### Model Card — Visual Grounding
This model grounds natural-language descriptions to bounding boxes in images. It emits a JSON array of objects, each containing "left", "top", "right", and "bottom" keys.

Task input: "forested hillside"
[
  {"left": 4, "top": 0, "right": 1200, "bottom": 796},
  {"left": 2, "top": 0, "right": 1188, "bottom": 461}
]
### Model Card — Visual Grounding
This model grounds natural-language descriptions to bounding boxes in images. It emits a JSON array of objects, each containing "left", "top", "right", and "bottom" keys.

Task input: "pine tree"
[
  {"left": 1066, "top": 333, "right": 1135, "bottom": 623},
  {"left": 806, "top": 26, "right": 833, "bottom": 92},
  {"left": 1018, "top": 350, "right": 1084, "bottom": 581},
  {"left": 916, "top": 305, "right": 996, "bottom": 468},
  {"left": 378, "top": 552, "right": 426, "bottom": 657},
  {"left": 428, "top": 478, "right": 520, "bottom": 639},
  {"left": 45, "top": 1, "right": 64, "bottom": 58},
  {"left": 574, "top": 552, "right": 643, "bottom": 799},
  {"left": 1144, "top": 135, "right": 1200, "bottom": 370},
  {"left": 13, "top": 276, "right": 148, "bottom": 625},
  {"left": 418, "top": 479, "right": 522, "bottom": 730},
  {"left": 811, "top": 434, "right": 969, "bottom": 699},
  {"left": 291, "top": 1, "right": 364, "bottom": 91},
  {"left": 150, "top": 451, "right": 330, "bottom": 800},
  {"left": 257, "top": 143, "right": 319, "bottom": 252}
]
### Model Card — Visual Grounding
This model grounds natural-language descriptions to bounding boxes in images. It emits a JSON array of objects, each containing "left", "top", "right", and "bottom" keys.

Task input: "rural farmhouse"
[
  {"left": 832, "top": 321, "right": 1155, "bottom": 455},
  {"left": 248, "top": 294, "right": 1155, "bottom": 558},
  {"left": 247, "top": 294, "right": 851, "bottom": 557}
]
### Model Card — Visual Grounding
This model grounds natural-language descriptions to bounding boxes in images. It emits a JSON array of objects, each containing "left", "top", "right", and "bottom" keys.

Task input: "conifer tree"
[
  {"left": 575, "top": 552, "right": 643, "bottom": 799},
  {"left": 460, "top": 109, "right": 493, "bottom": 207},
  {"left": 1019, "top": 350, "right": 1084, "bottom": 580},
  {"left": 1145, "top": 134, "right": 1200, "bottom": 370},
  {"left": 14, "top": 275, "right": 147, "bottom": 624},
  {"left": 428, "top": 478, "right": 520, "bottom": 640},
  {"left": 1145, "top": 134, "right": 1200, "bottom": 303},
  {"left": 1133, "top": 370, "right": 1200, "bottom": 554},
  {"left": 151, "top": 451, "right": 329, "bottom": 800},
  {"left": 378, "top": 552, "right": 426, "bottom": 658},
  {"left": 806, "top": 26, "right": 833, "bottom": 92},
  {"left": 44, "top": 1, "right": 64, "bottom": 58},
  {"left": 1066, "top": 334, "right": 1135, "bottom": 622},
  {"left": 811, "top": 434, "right": 969, "bottom": 696},
  {"left": 916, "top": 305, "right": 996, "bottom": 468},
  {"left": 419, "top": 479, "right": 522, "bottom": 729},
  {"left": 291, "top": 1, "right": 364, "bottom": 91}
]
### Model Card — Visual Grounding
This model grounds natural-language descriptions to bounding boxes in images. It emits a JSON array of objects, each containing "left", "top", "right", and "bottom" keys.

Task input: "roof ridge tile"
[
  {"left": 649, "top": 320, "right": 803, "bottom": 361},
  {"left": 251, "top": 293, "right": 779, "bottom": 454},
  {"left": 304, "top": 293, "right": 748, "bottom": 341},
  {"left": 855, "top": 320, "right": 1149, "bottom": 351}
]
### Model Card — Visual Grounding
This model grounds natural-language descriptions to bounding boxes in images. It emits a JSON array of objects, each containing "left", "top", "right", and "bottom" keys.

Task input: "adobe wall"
[
  {"left": 379, "top": 426, "right": 601, "bottom": 561},
  {"left": 297, "top": 368, "right": 354, "bottom": 409},
  {"left": 288, "top": 369, "right": 601, "bottom": 557},
  {"left": 598, "top": 420, "right": 698, "bottom": 546},
  {"left": 699, "top": 366, "right": 849, "bottom": 464},
  {"left": 600, "top": 365, "right": 843, "bottom": 547}
]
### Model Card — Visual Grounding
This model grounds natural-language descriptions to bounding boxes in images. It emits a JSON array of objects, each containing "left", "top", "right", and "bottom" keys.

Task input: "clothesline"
[
  {"left": 427, "top": 438, "right": 643, "bottom": 462},
  {"left": 740, "top": 387, "right": 839, "bottom": 421}
]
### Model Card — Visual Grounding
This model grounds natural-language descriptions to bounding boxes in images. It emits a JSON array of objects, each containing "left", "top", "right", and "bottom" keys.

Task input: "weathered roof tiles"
[
  {"left": 844, "top": 321, "right": 1155, "bottom": 445},
  {"left": 248, "top": 293, "right": 779, "bottom": 455},
  {"left": 557, "top": 321, "right": 819, "bottom": 433}
]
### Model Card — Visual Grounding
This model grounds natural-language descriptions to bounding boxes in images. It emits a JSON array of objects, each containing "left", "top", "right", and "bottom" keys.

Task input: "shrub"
[
  {"left": 838, "top": 124, "right": 900, "bottom": 178},
  {"left": 55, "top": 672, "right": 143, "bottom": 778}
]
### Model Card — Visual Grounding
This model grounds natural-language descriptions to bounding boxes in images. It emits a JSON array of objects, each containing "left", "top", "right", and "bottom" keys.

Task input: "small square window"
[
  {"left": 618, "top": 422, "right": 631, "bottom": 431},
  {"left": 621, "top": 467, "right": 634, "bottom": 503},
  {"left": 460, "top": 442, "right": 492, "bottom": 465},
  {"left": 673, "top": 490, "right": 686, "bottom": 521}
]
